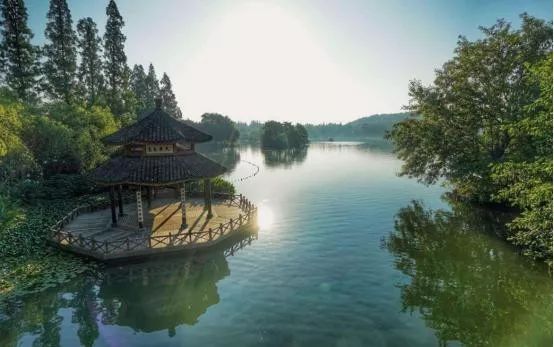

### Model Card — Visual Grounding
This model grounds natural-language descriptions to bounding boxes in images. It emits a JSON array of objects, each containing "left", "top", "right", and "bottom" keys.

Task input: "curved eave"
[
  {"left": 101, "top": 108, "right": 212, "bottom": 145},
  {"left": 89, "top": 153, "right": 227, "bottom": 186}
]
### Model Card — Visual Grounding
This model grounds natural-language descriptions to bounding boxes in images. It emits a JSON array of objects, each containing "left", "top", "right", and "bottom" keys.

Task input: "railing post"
[
  {"left": 208, "top": 228, "right": 212, "bottom": 239},
  {"left": 104, "top": 241, "right": 108, "bottom": 254},
  {"left": 239, "top": 214, "right": 242, "bottom": 225},
  {"left": 219, "top": 223, "right": 223, "bottom": 235},
  {"left": 230, "top": 218, "right": 234, "bottom": 231},
  {"left": 169, "top": 232, "right": 173, "bottom": 246},
  {"left": 126, "top": 238, "right": 130, "bottom": 251}
]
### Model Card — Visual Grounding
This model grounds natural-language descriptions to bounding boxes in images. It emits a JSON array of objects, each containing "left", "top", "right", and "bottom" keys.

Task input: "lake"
[{"left": 1, "top": 142, "right": 551, "bottom": 346}]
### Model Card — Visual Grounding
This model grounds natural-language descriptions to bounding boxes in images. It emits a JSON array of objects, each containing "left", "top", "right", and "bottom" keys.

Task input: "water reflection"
[
  {"left": 0, "top": 229, "right": 258, "bottom": 346},
  {"left": 262, "top": 148, "right": 307, "bottom": 168},
  {"left": 197, "top": 143, "right": 241, "bottom": 171},
  {"left": 385, "top": 200, "right": 553, "bottom": 346}
]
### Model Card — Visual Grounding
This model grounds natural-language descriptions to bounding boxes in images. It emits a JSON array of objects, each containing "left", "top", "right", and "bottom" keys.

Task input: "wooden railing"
[{"left": 49, "top": 193, "right": 257, "bottom": 260}]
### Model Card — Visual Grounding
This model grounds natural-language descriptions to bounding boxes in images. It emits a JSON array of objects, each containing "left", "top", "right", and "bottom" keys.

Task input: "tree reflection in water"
[
  {"left": 262, "top": 148, "right": 307, "bottom": 168},
  {"left": 385, "top": 200, "right": 552, "bottom": 347},
  {"left": 0, "top": 229, "right": 258, "bottom": 346},
  {"left": 197, "top": 143, "right": 241, "bottom": 172}
]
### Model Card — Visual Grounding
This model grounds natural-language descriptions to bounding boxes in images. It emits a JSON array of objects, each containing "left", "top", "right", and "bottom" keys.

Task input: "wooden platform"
[{"left": 50, "top": 194, "right": 257, "bottom": 261}]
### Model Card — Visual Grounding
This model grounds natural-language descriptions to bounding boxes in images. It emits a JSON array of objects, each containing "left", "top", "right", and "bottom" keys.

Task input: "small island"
[{"left": 260, "top": 121, "right": 309, "bottom": 149}]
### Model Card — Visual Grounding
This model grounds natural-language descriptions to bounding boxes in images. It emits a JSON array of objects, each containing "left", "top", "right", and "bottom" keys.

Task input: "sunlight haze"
[{"left": 27, "top": 0, "right": 552, "bottom": 122}]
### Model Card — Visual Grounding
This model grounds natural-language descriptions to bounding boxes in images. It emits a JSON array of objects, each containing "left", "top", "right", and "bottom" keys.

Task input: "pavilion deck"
[{"left": 49, "top": 193, "right": 257, "bottom": 261}]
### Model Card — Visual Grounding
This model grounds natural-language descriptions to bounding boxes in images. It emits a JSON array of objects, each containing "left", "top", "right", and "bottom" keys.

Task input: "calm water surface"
[{"left": 1, "top": 142, "right": 552, "bottom": 346}]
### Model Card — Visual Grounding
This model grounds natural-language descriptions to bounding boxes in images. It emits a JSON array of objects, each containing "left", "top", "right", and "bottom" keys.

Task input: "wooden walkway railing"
[{"left": 49, "top": 193, "right": 257, "bottom": 260}]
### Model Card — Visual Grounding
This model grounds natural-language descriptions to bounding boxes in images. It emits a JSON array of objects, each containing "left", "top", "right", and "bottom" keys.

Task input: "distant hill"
[{"left": 304, "top": 112, "right": 412, "bottom": 140}]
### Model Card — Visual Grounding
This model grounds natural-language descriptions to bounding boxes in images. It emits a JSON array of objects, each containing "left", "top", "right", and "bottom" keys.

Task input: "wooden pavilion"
[
  {"left": 91, "top": 98, "right": 226, "bottom": 230},
  {"left": 49, "top": 99, "right": 257, "bottom": 261}
]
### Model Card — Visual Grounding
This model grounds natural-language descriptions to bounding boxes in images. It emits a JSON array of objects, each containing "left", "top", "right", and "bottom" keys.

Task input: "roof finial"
[{"left": 155, "top": 97, "right": 162, "bottom": 110}]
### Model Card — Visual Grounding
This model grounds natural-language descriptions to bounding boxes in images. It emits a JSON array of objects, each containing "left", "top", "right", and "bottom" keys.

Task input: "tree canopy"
[
  {"left": 388, "top": 14, "right": 553, "bottom": 261},
  {"left": 103, "top": 0, "right": 126, "bottom": 114},
  {"left": 261, "top": 121, "right": 308, "bottom": 149},
  {"left": 0, "top": 0, "right": 39, "bottom": 102},
  {"left": 76, "top": 17, "right": 103, "bottom": 105},
  {"left": 198, "top": 113, "right": 239, "bottom": 144},
  {"left": 42, "top": 0, "right": 77, "bottom": 102}
]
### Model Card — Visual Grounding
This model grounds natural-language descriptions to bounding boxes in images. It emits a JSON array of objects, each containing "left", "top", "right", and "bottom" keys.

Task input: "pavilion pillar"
[
  {"left": 204, "top": 178, "right": 213, "bottom": 219},
  {"left": 109, "top": 186, "right": 117, "bottom": 227},
  {"left": 117, "top": 185, "right": 124, "bottom": 216},
  {"left": 181, "top": 183, "right": 188, "bottom": 229},
  {"left": 136, "top": 187, "right": 144, "bottom": 229},
  {"left": 146, "top": 187, "right": 152, "bottom": 207}
]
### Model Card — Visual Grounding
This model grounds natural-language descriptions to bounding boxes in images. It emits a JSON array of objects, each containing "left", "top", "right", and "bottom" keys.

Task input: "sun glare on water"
[{"left": 257, "top": 204, "right": 274, "bottom": 230}]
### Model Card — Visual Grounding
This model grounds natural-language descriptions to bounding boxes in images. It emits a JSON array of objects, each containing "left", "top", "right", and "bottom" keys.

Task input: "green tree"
[
  {"left": 199, "top": 113, "right": 239, "bottom": 144},
  {"left": 159, "top": 72, "right": 181, "bottom": 118},
  {"left": 0, "top": 0, "right": 40, "bottom": 102},
  {"left": 46, "top": 102, "right": 117, "bottom": 171},
  {"left": 130, "top": 63, "right": 148, "bottom": 114},
  {"left": 103, "top": 0, "right": 127, "bottom": 115},
  {"left": 261, "top": 121, "right": 288, "bottom": 149},
  {"left": 22, "top": 115, "right": 79, "bottom": 177},
  {"left": 388, "top": 14, "right": 552, "bottom": 262},
  {"left": 261, "top": 121, "right": 308, "bottom": 149},
  {"left": 283, "top": 122, "right": 308, "bottom": 148},
  {"left": 491, "top": 54, "right": 553, "bottom": 262},
  {"left": 42, "top": 0, "right": 77, "bottom": 103},
  {"left": 388, "top": 15, "right": 552, "bottom": 201},
  {"left": 0, "top": 91, "right": 36, "bottom": 182},
  {"left": 76, "top": 17, "right": 104, "bottom": 105},
  {"left": 144, "top": 63, "right": 159, "bottom": 107}
]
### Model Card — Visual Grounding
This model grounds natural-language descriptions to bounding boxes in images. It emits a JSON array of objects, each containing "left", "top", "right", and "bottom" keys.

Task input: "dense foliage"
[
  {"left": 0, "top": 0, "right": 40, "bottom": 102},
  {"left": 236, "top": 121, "right": 263, "bottom": 144},
  {"left": 42, "top": 0, "right": 77, "bottom": 103},
  {"left": 76, "top": 17, "right": 104, "bottom": 105},
  {"left": 388, "top": 15, "right": 552, "bottom": 262},
  {"left": 0, "top": 0, "right": 202, "bottom": 304},
  {"left": 261, "top": 121, "right": 308, "bottom": 149},
  {"left": 197, "top": 113, "right": 240, "bottom": 144},
  {"left": 491, "top": 54, "right": 553, "bottom": 262}
]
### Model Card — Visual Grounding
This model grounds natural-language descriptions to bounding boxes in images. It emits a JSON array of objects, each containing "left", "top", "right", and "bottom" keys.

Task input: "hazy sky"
[{"left": 26, "top": 0, "right": 552, "bottom": 123}]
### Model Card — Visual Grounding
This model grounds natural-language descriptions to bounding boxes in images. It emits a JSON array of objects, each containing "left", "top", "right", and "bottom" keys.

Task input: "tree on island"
[
  {"left": 0, "top": 0, "right": 40, "bottom": 102},
  {"left": 76, "top": 17, "right": 104, "bottom": 106},
  {"left": 261, "top": 121, "right": 309, "bottom": 149},
  {"left": 387, "top": 14, "right": 552, "bottom": 262}
]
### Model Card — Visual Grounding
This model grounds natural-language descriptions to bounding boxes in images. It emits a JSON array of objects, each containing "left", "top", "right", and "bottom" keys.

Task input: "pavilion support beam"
[
  {"left": 204, "top": 178, "right": 213, "bottom": 219},
  {"left": 146, "top": 187, "right": 152, "bottom": 207},
  {"left": 117, "top": 185, "right": 124, "bottom": 216},
  {"left": 181, "top": 183, "right": 188, "bottom": 229},
  {"left": 109, "top": 186, "right": 117, "bottom": 227},
  {"left": 136, "top": 187, "right": 144, "bottom": 229}
]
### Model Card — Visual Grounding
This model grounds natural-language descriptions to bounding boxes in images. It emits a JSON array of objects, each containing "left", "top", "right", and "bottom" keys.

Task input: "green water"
[{"left": 1, "top": 142, "right": 551, "bottom": 346}]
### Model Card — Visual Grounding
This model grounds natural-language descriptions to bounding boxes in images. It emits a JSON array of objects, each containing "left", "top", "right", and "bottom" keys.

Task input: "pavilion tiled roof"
[
  {"left": 90, "top": 153, "right": 227, "bottom": 186},
  {"left": 103, "top": 106, "right": 212, "bottom": 145}
]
